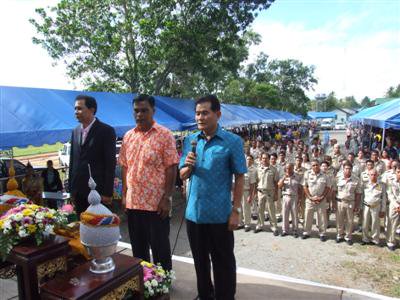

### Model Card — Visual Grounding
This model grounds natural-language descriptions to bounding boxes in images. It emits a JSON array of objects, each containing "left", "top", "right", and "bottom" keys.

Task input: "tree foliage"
[
  {"left": 386, "top": 84, "right": 400, "bottom": 98},
  {"left": 30, "top": 0, "right": 274, "bottom": 95},
  {"left": 219, "top": 52, "right": 317, "bottom": 115},
  {"left": 360, "top": 96, "right": 373, "bottom": 108}
]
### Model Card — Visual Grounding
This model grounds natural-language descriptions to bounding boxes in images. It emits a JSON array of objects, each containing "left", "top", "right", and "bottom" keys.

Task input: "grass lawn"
[{"left": 13, "top": 142, "right": 63, "bottom": 157}]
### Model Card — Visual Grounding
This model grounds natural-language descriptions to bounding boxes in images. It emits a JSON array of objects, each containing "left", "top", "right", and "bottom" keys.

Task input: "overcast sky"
[{"left": 1, "top": 0, "right": 399, "bottom": 101}]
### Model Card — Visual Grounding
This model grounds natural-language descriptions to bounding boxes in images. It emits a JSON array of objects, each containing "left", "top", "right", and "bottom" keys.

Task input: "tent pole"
[{"left": 381, "top": 128, "right": 386, "bottom": 152}]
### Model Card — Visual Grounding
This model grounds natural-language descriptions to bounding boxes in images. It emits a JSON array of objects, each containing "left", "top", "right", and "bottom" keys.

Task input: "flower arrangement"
[
  {"left": 141, "top": 261, "right": 175, "bottom": 299},
  {"left": 0, "top": 204, "right": 68, "bottom": 260}
]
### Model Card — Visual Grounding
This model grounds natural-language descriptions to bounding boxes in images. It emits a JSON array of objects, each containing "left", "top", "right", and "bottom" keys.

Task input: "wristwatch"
[{"left": 233, "top": 206, "right": 242, "bottom": 214}]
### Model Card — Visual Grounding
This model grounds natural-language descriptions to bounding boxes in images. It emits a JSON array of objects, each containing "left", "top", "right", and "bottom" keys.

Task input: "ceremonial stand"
[
  {"left": 6, "top": 235, "right": 70, "bottom": 300},
  {"left": 41, "top": 253, "right": 144, "bottom": 300}
]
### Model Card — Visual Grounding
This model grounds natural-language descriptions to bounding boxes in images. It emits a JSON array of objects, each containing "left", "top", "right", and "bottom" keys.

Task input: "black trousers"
[
  {"left": 73, "top": 190, "right": 90, "bottom": 219},
  {"left": 186, "top": 219, "right": 236, "bottom": 300},
  {"left": 126, "top": 209, "right": 172, "bottom": 271}
]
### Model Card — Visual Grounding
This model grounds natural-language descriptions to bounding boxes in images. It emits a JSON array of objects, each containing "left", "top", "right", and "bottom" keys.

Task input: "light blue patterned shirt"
[{"left": 179, "top": 126, "right": 247, "bottom": 224}]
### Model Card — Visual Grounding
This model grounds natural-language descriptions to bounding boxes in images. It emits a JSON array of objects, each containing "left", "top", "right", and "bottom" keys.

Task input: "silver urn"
[{"left": 80, "top": 175, "right": 121, "bottom": 274}]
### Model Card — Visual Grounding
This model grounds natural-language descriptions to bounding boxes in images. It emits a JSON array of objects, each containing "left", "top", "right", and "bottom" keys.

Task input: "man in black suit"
[{"left": 68, "top": 95, "right": 116, "bottom": 217}]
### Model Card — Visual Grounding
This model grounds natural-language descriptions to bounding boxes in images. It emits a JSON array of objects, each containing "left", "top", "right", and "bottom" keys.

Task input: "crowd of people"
[{"left": 228, "top": 126, "right": 400, "bottom": 251}]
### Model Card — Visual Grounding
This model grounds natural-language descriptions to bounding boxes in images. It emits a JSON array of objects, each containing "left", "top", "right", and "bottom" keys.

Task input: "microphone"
[{"left": 190, "top": 140, "right": 198, "bottom": 154}]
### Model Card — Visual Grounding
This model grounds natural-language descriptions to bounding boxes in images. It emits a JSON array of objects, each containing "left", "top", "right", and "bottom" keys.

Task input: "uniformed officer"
[
  {"left": 361, "top": 169, "right": 386, "bottom": 246},
  {"left": 355, "top": 149, "right": 366, "bottom": 173},
  {"left": 240, "top": 154, "right": 257, "bottom": 232},
  {"left": 387, "top": 168, "right": 400, "bottom": 251},
  {"left": 276, "top": 151, "right": 287, "bottom": 220},
  {"left": 255, "top": 152, "right": 279, "bottom": 235},
  {"left": 302, "top": 159, "right": 330, "bottom": 241},
  {"left": 278, "top": 163, "right": 300, "bottom": 237},
  {"left": 286, "top": 140, "right": 296, "bottom": 164},
  {"left": 371, "top": 150, "right": 386, "bottom": 176},
  {"left": 358, "top": 159, "right": 375, "bottom": 231},
  {"left": 335, "top": 161, "right": 362, "bottom": 245},
  {"left": 294, "top": 156, "right": 307, "bottom": 222},
  {"left": 331, "top": 144, "right": 345, "bottom": 172},
  {"left": 321, "top": 160, "right": 335, "bottom": 223}
]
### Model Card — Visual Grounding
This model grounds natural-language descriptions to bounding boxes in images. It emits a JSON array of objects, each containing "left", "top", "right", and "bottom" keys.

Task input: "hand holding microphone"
[{"left": 184, "top": 140, "right": 197, "bottom": 169}]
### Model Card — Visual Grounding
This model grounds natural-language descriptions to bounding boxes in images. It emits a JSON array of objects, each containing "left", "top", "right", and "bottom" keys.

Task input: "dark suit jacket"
[
  {"left": 41, "top": 168, "right": 63, "bottom": 192},
  {"left": 68, "top": 119, "right": 116, "bottom": 198}
]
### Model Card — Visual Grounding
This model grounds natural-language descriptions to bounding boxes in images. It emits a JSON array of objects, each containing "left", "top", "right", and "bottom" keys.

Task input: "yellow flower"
[
  {"left": 22, "top": 209, "right": 34, "bottom": 216},
  {"left": 45, "top": 212, "right": 54, "bottom": 219},
  {"left": 0, "top": 220, "right": 4, "bottom": 228},
  {"left": 27, "top": 204, "right": 39, "bottom": 210},
  {"left": 141, "top": 261, "right": 154, "bottom": 268},
  {"left": 27, "top": 224, "right": 36, "bottom": 234}
]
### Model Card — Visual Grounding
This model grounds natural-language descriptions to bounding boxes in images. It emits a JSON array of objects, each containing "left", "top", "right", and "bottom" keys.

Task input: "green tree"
[
  {"left": 30, "top": 0, "right": 273, "bottom": 95},
  {"left": 339, "top": 96, "right": 360, "bottom": 109},
  {"left": 323, "top": 92, "right": 339, "bottom": 111},
  {"left": 386, "top": 84, "right": 400, "bottom": 98},
  {"left": 266, "top": 59, "right": 318, "bottom": 115},
  {"left": 360, "top": 96, "right": 372, "bottom": 107}
]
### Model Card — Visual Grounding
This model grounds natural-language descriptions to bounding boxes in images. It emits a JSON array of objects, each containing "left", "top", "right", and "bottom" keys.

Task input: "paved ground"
[{"left": 4, "top": 129, "right": 399, "bottom": 299}]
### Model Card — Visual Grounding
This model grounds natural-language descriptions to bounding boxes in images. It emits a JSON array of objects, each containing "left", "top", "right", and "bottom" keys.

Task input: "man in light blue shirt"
[{"left": 180, "top": 95, "right": 246, "bottom": 300}]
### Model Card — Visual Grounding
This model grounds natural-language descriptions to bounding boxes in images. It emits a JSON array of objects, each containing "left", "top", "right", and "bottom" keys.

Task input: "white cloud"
[{"left": 249, "top": 15, "right": 400, "bottom": 101}]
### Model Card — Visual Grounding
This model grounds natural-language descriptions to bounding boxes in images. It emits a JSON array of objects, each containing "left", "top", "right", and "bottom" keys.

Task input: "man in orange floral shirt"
[{"left": 119, "top": 94, "right": 179, "bottom": 271}]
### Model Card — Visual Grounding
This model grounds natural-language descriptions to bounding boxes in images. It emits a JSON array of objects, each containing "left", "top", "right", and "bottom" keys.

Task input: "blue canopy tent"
[
  {"left": 0, "top": 86, "right": 183, "bottom": 149},
  {"left": 349, "top": 98, "right": 400, "bottom": 150},
  {"left": 1, "top": 85, "right": 305, "bottom": 149},
  {"left": 307, "top": 111, "right": 337, "bottom": 119}
]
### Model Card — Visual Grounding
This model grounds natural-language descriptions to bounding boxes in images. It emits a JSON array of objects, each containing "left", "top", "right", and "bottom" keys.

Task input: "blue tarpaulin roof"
[
  {"left": 349, "top": 98, "right": 400, "bottom": 129},
  {"left": 307, "top": 111, "right": 337, "bottom": 119},
  {"left": 0, "top": 86, "right": 183, "bottom": 149},
  {"left": 0, "top": 86, "right": 303, "bottom": 149}
]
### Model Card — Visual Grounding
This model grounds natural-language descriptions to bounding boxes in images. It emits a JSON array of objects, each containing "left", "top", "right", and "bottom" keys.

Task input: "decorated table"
[
  {"left": 41, "top": 253, "right": 144, "bottom": 300},
  {"left": 6, "top": 234, "right": 70, "bottom": 300}
]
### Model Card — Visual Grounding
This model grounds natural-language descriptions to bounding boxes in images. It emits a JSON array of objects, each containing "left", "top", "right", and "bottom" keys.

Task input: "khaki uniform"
[
  {"left": 331, "top": 153, "right": 345, "bottom": 172},
  {"left": 387, "top": 178, "right": 400, "bottom": 247},
  {"left": 362, "top": 181, "right": 386, "bottom": 244},
  {"left": 275, "top": 161, "right": 286, "bottom": 217},
  {"left": 355, "top": 158, "right": 366, "bottom": 173},
  {"left": 374, "top": 160, "right": 386, "bottom": 176},
  {"left": 335, "top": 174, "right": 362, "bottom": 240},
  {"left": 294, "top": 166, "right": 307, "bottom": 220},
  {"left": 280, "top": 174, "right": 300, "bottom": 233},
  {"left": 286, "top": 150, "right": 296, "bottom": 164},
  {"left": 240, "top": 165, "right": 257, "bottom": 227},
  {"left": 302, "top": 171, "right": 329, "bottom": 237},
  {"left": 256, "top": 164, "right": 279, "bottom": 231},
  {"left": 250, "top": 147, "right": 261, "bottom": 160}
]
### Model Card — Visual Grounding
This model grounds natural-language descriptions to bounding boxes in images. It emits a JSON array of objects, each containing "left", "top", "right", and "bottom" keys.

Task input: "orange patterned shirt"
[{"left": 118, "top": 123, "right": 179, "bottom": 211}]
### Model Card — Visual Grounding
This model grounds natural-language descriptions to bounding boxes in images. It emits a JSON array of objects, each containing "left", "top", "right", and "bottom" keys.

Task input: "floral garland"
[
  {"left": 141, "top": 261, "right": 175, "bottom": 299},
  {"left": 0, "top": 204, "right": 68, "bottom": 261},
  {"left": 80, "top": 211, "right": 120, "bottom": 227}
]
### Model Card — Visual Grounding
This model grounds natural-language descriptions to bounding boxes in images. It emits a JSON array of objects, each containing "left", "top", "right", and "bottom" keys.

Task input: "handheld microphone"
[{"left": 190, "top": 140, "right": 198, "bottom": 154}]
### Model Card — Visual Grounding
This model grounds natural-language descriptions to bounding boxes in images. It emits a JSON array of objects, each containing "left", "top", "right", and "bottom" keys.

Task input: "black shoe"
[
  {"left": 346, "top": 239, "right": 353, "bottom": 246},
  {"left": 254, "top": 227, "right": 262, "bottom": 233},
  {"left": 264, "top": 216, "right": 270, "bottom": 221},
  {"left": 301, "top": 234, "right": 310, "bottom": 240},
  {"left": 273, "top": 230, "right": 279, "bottom": 236},
  {"left": 360, "top": 241, "right": 368, "bottom": 245},
  {"left": 244, "top": 226, "right": 251, "bottom": 232},
  {"left": 281, "top": 232, "right": 288, "bottom": 237},
  {"left": 277, "top": 216, "right": 282, "bottom": 223},
  {"left": 293, "top": 232, "right": 299, "bottom": 238},
  {"left": 388, "top": 245, "right": 396, "bottom": 251},
  {"left": 237, "top": 224, "right": 244, "bottom": 230},
  {"left": 336, "top": 237, "right": 344, "bottom": 243},
  {"left": 252, "top": 215, "right": 258, "bottom": 220},
  {"left": 320, "top": 235, "right": 327, "bottom": 242}
]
